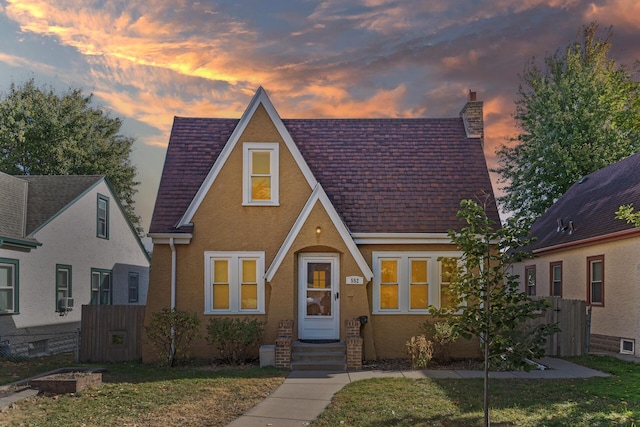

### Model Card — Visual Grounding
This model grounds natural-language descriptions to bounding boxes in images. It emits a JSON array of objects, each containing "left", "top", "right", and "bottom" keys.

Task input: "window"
[
  {"left": 550, "top": 261, "right": 562, "bottom": 297},
  {"left": 587, "top": 255, "right": 604, "bottom": 306},
  {"left": 525, "top": 265, "right": 536, "bottom": 296},
  {"left": 56, "top": 265, "right": 72, "bottom": 311},
  {"left": 91, "top": 269, "right": 112, "bottom": 305},
  {"left": 0, "top": 258, "right": 18, "bottom": 314},
  {"left": 97, "top": 194, "right": 109, "bottom": 239},
  {"left": 242, "top": 143, "right": 279, "bottom": 205},
  {"left": 128, "top": 272, "right": 139, "bottom": 303},
  {"left": 204, "top": 252, "right": 265, "bottom": 314},
  {"left": 373, "top": 252, "right": 461, "bottom": 314}
]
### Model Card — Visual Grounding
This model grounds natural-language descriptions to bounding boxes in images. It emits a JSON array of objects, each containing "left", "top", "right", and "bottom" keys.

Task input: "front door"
[{"left": 298, "top": 253, "right": 340, "bottom": 340}]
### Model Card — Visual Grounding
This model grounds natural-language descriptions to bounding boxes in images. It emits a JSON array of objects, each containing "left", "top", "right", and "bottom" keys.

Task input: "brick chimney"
[{"left": 459, "top": 90, "right": 483, "bottom": 143}]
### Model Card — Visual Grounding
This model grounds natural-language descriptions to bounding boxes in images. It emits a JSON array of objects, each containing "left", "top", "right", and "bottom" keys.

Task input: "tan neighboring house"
[
  {"left": 513, "top": 152, "right": 640, "bottom": 356},
  {"left": 145, "top": 87, "right": 499, "bottom": 365}
]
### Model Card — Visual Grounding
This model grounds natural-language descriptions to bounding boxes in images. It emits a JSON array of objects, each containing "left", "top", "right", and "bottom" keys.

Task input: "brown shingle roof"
[
  {"left": 527, "top": 152, "right": 640, "bottom": 251},
  {"left": 149, "top": 116, "right": 499, "bottom": 234}
]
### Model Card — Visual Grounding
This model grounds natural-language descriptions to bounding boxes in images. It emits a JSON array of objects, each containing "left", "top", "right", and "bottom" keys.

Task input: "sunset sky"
[{"left": 0, "top": 0, "right": 638, "bottom": 241}]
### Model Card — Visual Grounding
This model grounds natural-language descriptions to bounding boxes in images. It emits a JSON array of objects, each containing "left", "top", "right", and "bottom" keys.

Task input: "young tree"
[
  {"left": 430, "top": 199, "right": 558, "bottom": 426},
  {"left": 0, "top": 79, "right": 142, "bottom": 234},
  {"left": 495, "top": 23, "right": 640, "bottom": 228},
  {"left": 616, "top": 204, "right": 640, "bottom": 227}
]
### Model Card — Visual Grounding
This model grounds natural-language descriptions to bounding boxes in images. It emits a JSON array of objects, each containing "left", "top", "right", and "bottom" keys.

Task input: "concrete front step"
[{"left": 291, "top": 341, "right": 347, "bottom": 371}]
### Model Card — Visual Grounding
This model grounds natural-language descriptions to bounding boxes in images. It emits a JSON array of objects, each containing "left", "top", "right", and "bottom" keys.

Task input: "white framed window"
[
  {"left": 0, "top": 258, "right": 19, "bottom": 314},
  {"left": 587, "top": 255, "right": 604, "bottom": 306},
  {"left": 372, "top": 252, "right": 461, "bottom": 314},
  {"left": 204, "top": 251, "right": 265, "bottom": 314},
  {"left": 620, "top": 339, "right": 635, "bottom": 355},
  {"left": 242, "top": 143, "right": 279, "bottom": 206}
]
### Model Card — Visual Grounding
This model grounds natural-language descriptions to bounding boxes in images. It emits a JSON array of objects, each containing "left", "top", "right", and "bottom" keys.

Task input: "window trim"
[
  {"left": 242, "top": 142, "right": 279, "bottom": 206},
  {"left": 91, "top": 268, "right": 112, "bottom": 305},
  {"left": 55, "top": 264, "right": 72, "bottom": 312},
  {"left": 97, "top": 194, "right": 110, "bottom": 239},
  {"left": 372, "top": 251, "right": 462, "bottom": 314},
  {"left": 128, "top": 271, "right": 139, "bottom": 303},
  {"left": 550, "top": 261, "right": 562, "bottom": 297},
  {"left": 587, "top": 255, "right": 605, "bottom": 306},
  {"left": 0, "top": 258, "right": 19, "bottom": 314},
  {"left": 525, "top": 265, "right": 536, "bottom": 296},
  {"left": 204, "top": 251, "right": 265, "bottom": 314}
]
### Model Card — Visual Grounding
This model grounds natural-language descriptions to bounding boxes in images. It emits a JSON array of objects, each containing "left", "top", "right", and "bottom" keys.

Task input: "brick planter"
[{"left": 30, "top": 372, "right": 102, "bottom": 394}]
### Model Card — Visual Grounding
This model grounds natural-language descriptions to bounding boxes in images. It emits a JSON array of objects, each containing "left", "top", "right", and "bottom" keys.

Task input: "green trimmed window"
[
  {"left": 91, "top": 269, "right": 112, "bottom": 305},
  {"left": 56, "top": 264, "right": 72, "bottom": 311},
  {"left": 0, "top": 258, "right": 18, "bottom": 314},
  {"left": 97, "top": 194, "right": 109, "bottom": 239},
  {"left": 128, "top": 272, "right": 139, "bottom": 303}
]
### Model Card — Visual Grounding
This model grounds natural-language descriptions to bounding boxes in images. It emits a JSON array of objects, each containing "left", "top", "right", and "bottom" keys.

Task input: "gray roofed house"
[
  {"left": 0, "top": 172, "right": 150, "bottom": 358},
  {"left": 513, "top": 152, "right": 640, "bottom": 357}
]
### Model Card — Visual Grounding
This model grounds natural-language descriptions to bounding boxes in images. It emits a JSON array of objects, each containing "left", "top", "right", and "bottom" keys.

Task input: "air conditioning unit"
[{"left": 58, "top": 297, "right": 74, "bottom": 311}]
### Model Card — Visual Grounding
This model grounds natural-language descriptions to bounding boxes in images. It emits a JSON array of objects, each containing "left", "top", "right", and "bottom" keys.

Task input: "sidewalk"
[{"left": 225, "top": 357, "right": 609, "bottom": 427}]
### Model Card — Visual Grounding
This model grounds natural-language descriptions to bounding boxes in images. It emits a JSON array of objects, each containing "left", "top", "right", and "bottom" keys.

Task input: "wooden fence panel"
[
  {"left": 80, "top": 305, "right": 145, "bottom": 362},
  {"left": 526, "top": 297, "right": 586, "bottom": 357}
]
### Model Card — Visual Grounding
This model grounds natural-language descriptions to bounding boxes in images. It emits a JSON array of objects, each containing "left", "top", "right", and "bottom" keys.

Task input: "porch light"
[{"left": 316, "top": 226, "right": 322, "bottom": 235}]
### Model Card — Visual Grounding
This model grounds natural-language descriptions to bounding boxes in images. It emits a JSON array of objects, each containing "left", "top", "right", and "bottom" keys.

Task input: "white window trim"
[
  {"left": 242, "top": 142, "right": 279, "bottom": 206},
  {"left": 204, "top": 251, "right": 265, "bottom": 314},
  {"left": 372, "top": 251, "right": 462, "bottom": 314}
]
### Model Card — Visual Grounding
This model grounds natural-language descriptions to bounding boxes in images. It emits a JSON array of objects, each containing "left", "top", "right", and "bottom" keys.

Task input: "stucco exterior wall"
[
  {"left": 514, "top": 236, "right": 640, "bottom": 356},
  {"left": 0, "top": 180, "right": 149, "bottom": 338}
]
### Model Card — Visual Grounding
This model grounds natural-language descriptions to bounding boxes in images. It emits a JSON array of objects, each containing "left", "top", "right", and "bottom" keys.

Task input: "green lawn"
[
  {"left": 310, "top": 356, "right": 640, "bottom": 427},
  {"left": 2, "top": 355, "right": 639, "bottom": 426}
]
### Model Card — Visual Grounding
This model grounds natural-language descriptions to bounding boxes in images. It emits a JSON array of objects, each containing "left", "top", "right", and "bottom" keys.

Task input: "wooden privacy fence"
[
  {"left": 80, "top": 305, "right": 145, "bottom": 362},
  {"left": 526, "top": 296, "right": 586, "bottom": 357}
]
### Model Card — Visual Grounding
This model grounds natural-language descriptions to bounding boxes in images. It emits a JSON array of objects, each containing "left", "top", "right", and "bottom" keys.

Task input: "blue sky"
[{"left": 0, "top": 0, "right": 638, "bottom": 239}]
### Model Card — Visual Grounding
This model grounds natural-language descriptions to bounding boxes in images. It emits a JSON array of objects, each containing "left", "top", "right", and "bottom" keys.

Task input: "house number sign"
[{"left": 346, "top": 276, "right": 364, "bottom": 285}]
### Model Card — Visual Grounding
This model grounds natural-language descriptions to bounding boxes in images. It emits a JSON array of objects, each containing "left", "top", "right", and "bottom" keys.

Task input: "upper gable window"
[
  {"left": 242, "top": 143, "right": 279, "bottom": 206},
  {"left": 97, "top": 194, "right": 109, "bottom": 239}
]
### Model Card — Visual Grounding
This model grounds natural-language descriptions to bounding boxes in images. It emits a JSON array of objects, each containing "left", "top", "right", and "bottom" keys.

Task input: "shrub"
[
  {"left": 206, "top": 318, "right": 266, "bottom": 365},
  {"left": 405, "top": 335, "right": 434, "bottom": 369},
  {"left": 421, "top": 321, "right": 457, "bottom": 363},
  {"left": 145, "top": 308, "right": 200, "bottom": 367}
]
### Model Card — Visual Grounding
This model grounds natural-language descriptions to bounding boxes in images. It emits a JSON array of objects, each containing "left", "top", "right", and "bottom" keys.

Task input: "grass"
[
  {"left": 1, "top": 355, "right": 287, "bottom": 427},
  {"left": 3, "top": 354, "right": 639, "bottom": 426},
  {"left": 310, "top": 355, "right": 640, "bottom": 427}
]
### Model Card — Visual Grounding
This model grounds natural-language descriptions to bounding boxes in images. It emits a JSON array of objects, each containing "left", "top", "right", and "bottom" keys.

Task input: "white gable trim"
[
  {"left": 351, "top": 233, "right": 454, "bottom": 245},
  {"left": 177, "top": 87, "right": 317, "bottom": 227},
  {"left": 265, "top": 183, "right": 373, "bottom": 283}
]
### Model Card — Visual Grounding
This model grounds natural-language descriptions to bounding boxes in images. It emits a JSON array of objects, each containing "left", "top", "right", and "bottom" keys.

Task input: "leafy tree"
[
  {"left": 0, "top": 79, "right": 142, "bottom": 233},
  {"left": 495, "top": 23, "right": 640, "bottom": 227},
  {"left": 616, "top": 204, "right": 640, "bottom": 227},
  {"left": 430, "top": 199, "right": 558, "bottom": 426}
]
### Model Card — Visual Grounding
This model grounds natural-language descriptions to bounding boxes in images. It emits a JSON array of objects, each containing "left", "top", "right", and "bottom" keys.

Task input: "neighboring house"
[
  {"left": 145, "top": 87, "right": 499, "bottom": 362},
  {"left": 0, "top": 173, "right": 150, "bottom": 357},
  {"left": 513, "top": 152, "right": 640, "bottom": 357}
]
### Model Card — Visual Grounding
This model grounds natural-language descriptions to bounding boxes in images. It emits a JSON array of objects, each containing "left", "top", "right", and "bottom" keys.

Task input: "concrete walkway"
[{"left": 225, "top": 357, "right": 610, "bottom": 427}]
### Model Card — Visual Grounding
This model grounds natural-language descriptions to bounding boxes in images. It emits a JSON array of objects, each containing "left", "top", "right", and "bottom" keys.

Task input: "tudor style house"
[
  {"left": 513, "top": 152, "right": 640, "bottom": 357},
  {"left": 145, "top": 88, "right": 499, "bottom": 366},
  {"left": 0, "top": 173, "right": 150, "bottom": 357}
]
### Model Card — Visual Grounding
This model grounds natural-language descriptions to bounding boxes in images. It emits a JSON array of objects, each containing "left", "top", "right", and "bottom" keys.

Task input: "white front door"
[{"left": 298, "top": 253, "right": 340, "bottom": 340}]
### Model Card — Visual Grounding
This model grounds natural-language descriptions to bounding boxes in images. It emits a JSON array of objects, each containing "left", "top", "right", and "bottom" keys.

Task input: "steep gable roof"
[
  {"left": 19, "top": 175, "right": 104, "bottom": 235},
  {"left": 527, "top": 152, "right": 640, "bottom": 252},
  {"left": 150, "top": 94, "right": 498, "bottom": 235}
]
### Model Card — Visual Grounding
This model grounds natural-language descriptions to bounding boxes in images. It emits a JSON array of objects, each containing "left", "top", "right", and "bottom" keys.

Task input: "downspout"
[
  {"left": 170, "top": 237, "right": 176, "bottom": 309},
  {"left": 169, "top": 237, "right": 176, "bottom": 365}
]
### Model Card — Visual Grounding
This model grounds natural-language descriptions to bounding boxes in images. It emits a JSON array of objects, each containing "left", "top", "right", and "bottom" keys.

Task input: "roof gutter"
[
  {"left": 533, "top": 228, "right": 640, "bottom": 256},
  {"left": 0, "top": 237, "right": 42, "bottom": 251}
]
